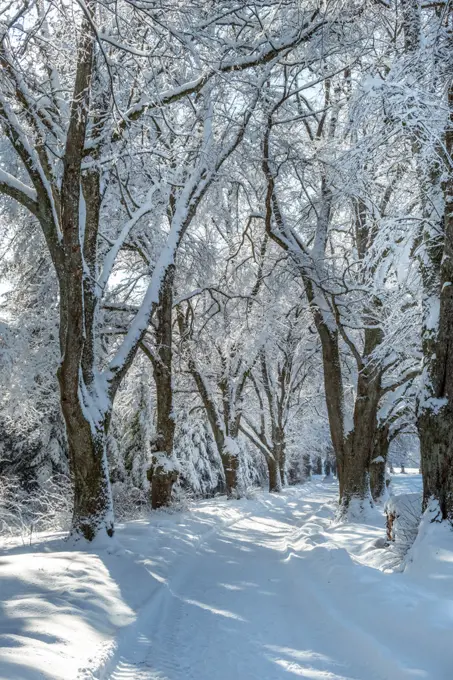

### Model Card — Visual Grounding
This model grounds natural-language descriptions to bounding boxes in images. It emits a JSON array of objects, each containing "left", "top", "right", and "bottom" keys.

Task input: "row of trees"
[{"left": 0, "top": 0, "right": 450, "bottom": 539}]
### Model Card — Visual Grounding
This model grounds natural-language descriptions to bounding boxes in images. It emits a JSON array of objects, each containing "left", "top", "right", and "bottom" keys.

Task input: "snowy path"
[
  {"left": 1, "top": 477, "right": 452, "bottom": 680},
  {"left": 97, "top": 480, "right": 451, "bottom": 680}
]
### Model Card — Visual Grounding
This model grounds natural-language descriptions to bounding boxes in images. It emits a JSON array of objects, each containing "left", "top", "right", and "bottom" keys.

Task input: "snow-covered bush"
[
  {"left": 240, "top": 439, "right": 268, "bottom": 491},
  {"left": 0, "top": 474, "right": 72, "bottom": 540},
  {"left": 385, "top": 492, "right": 422, "bottom": 563},
  {"left": 111, "top": 481, "right": 150, "bottom": 521},
  {"left": 174, "top": 414, "right": 224, "bottom": 497},
  {"left": 174, "top": 416, "right": 266, "bottom": 500},
  {"left": 110, "top": 362, "right": 154, "bottom": 491}
]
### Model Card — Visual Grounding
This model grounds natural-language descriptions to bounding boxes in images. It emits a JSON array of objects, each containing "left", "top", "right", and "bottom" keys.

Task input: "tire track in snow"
[
  {"left": 100, "top": 494, "right": 350, "bottom": 680},
  {"left": 86, "top": 507, "right": 257, "bottom": 680},
  {"left": 85, "top": 485, "right": 444, "bottom": 680}
]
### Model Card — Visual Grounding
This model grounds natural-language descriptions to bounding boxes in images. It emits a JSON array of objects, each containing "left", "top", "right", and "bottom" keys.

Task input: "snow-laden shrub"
[
  {"left": 0, "top": 413, "right": 68, "bottom": 488},
  {"left": 174, "top": 416, "right": 267, "bottom": 498},
  {"left": 0, "top": 474, "right": 72, "bottom": 540},
  {"left": 385, "top": 492, "right": 422, "bottom": 562},
  {"left": 110, "top": 365, "right": 153, "bottom": 491},
  {"left": 111, "top": 480, "right": 150, "bottom": 520},
  {"left": 0, "top": 251, "right": 69, "bottom": 487},
  {"left": 240, "top": 438, "right": 268, "bottom": 491},
  {"left": 175, "top": 415, "right": 224, "bottom": 497}
]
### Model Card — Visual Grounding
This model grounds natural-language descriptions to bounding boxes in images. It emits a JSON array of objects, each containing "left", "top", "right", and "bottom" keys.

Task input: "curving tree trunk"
[
  {"left": 177, "top": 305, "right": 240, "bottom": 497},
  {"left": 196, "top": 377, "right": 240, "bottom": 496}
]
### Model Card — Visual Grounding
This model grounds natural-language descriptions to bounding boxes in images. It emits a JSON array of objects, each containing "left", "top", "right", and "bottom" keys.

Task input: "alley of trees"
[{"left": 0, "top": 0, "right": 452, "bottom": 541}]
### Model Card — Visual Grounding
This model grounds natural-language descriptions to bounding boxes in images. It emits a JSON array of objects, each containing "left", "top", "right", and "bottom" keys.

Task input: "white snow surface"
[{"left": 0, "top": 473, "right": 452, "bottom": 680}]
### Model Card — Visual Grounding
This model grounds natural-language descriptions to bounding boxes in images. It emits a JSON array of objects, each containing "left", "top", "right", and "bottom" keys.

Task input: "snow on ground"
[{"left": 0, "top": 472, "right": 452, "bottom": 680}]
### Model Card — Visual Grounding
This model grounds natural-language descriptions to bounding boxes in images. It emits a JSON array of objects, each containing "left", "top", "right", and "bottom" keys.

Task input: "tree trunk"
[
  {"left": 263, "top": 125, "right": 348, "bottom": 498},
  {"left": 149, "top": 265, "right": 177, "bottom": 508},
  {"left": 195, "top": 386, "right": 240, "bottom": 497},
  {"left": 339, "top": 348, "right": 382, "bottom": 513},
  {"left": 183, "top": 356, "right": 239, "bottom": 496},
  {"left": 400, "top": 0, "right": 453, "bottom": 520},
  {"left": 419, "top": 400, "right": 453, "bottom": 522},
  {"left": 303, "top": 453, "right": 311, "bottom": 479},
  {"left": 276, "top": 430, "right": 286, "bottom": 487},
  {"left": 267, "top": 456, "right": 281, "bottom": 492},
  {"left": 331, "top": 458, "right": 337, "bottom": 477},
  {"left": 316, "top": 323, "right": 346, "bottom": 477},
  {"left": 314, "top": 455, "right": 323, "bottom": 475},
  {"left": 417, "top": 82, "right": 453, "bottom": 521},
  {"left": 324, "top": 458, "right": 332, "bottom": 477},
  {"left": 55, "top": 7, "right": 114, "bottom": 540},
  {"left": 270, "top": 423, "right": 286, "bottom": 490},
  {"left": 177, "top": 303, "right": 241, "bottom": 497},
  {"left": 59, "top": 395, "right": 113, "bottom": 541},
  {"left": 259, "top": 350, "right": 287, "bottom": 490},
  {"left": 223, "top": 448, "right": 240, "bottom": 497},
  {"left": 222, "top": 420, "right": 242, "bottom": 498},
  {"left": 370, "top": 423, "right": 390, "bottom": 503},
  {"left": 339, "top": 447, "right": 370, "bottom": 512},
  {"left": 57, "top": 249, "right": 115, "bottom": 540}
]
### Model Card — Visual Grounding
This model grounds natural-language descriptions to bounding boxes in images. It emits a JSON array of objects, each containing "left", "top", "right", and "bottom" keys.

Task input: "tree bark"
[
  {"left": 315, "top": 323, "right": 346, "bottom": 478},
  {"left": 314, "top": 455, "right": 323, "bottom": 475},
  {"left": 267, "top": 457, "right": 281, "bottom": 492},
  {"left": 339, "top": 347, "right": 382, "bottom": 513},
  {"left": 55, "top": 5, "right": 114, "bottom": 539},
  {"left": 370, "top": 423, "right": 390, "bottom": 503},
  {"left": 59, "top": 393, "right": 113, "bottom": 540},
  {"left": 179, "top": 342, "right": 239, "bottom": 496},
  {"left": 258, "top": 350, "right": 286, "bottom": 490},
  {"left": 275, "top": 426, "right": 286, "bottom": 487},
  {"left": 416, "top": 82, "right": 453, "bottom": 520},
  {"left": 193, "top": 376, "right": 240, "bottom": 497},
  {"left": 222, "top": 450, "right": 239, "bottom": 497},
  {"left": 399, "top": 0, "right": 453, "bottom": 521},
  {"left": 269, "top": 421, "right": 286, "bottom": 489},
  {"left": 417, "top": 212, "right": 453, "bottom": 518},
  {"left": 148, "top": 265, "right": 177, "bottom": 508}
]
